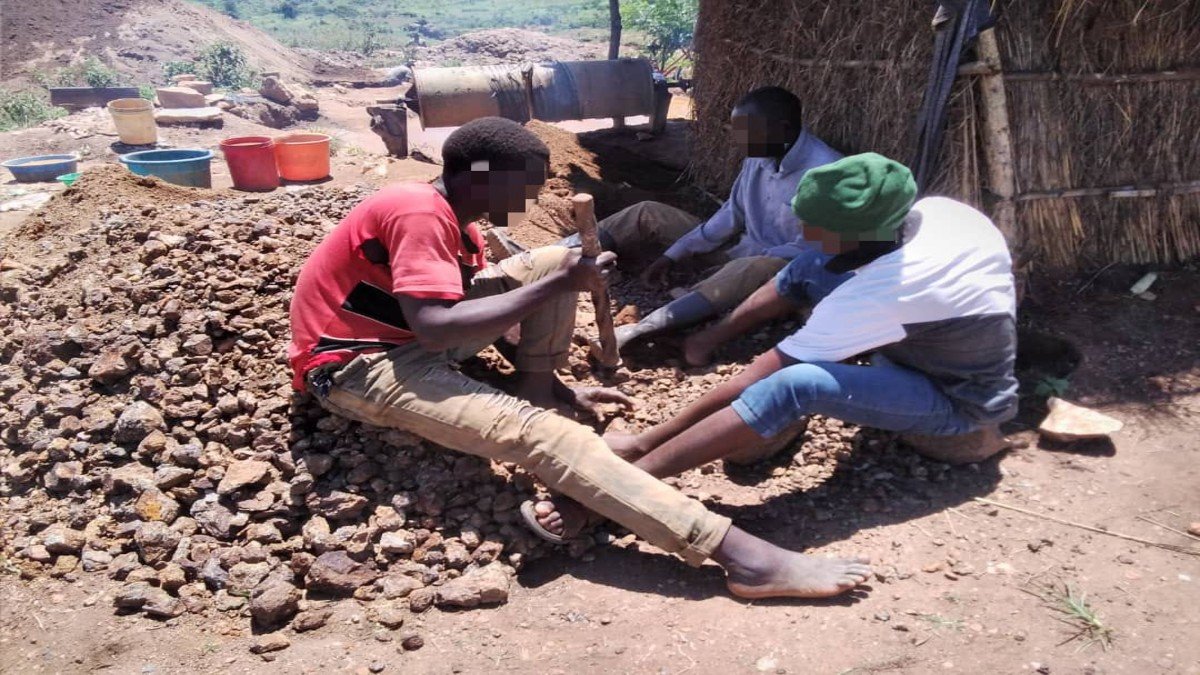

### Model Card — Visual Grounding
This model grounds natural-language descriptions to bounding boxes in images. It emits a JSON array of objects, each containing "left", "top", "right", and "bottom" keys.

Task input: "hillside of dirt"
[
  {"left": 0, "top": 0, "right": 364, "bottom": 86},
  {"left": 413, "top": 28, "right": 605, "bottom": 68}
]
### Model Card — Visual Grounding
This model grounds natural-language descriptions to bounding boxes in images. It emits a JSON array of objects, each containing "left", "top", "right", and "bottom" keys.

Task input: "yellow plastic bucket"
[{"left": 107, "top": 98, "right": 157, "bottom": 145}]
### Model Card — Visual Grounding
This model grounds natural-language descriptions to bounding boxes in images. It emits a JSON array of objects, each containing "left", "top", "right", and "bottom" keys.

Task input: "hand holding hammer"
[{"left": 571, "top": 193, "right": 622, "bottom": 368}]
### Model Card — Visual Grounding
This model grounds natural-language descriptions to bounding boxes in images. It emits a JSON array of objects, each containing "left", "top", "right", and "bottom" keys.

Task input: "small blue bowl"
[
  {"left": 119, "top": 148, "right": 214, "bottom": 188},
  {"left": 2, "top": 154, "right": 79, "bottom": 183}
]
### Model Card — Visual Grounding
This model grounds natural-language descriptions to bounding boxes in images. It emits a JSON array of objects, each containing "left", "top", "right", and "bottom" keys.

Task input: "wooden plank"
[{"left": 49, "top": 87, "right": 141, "bottom": 108}]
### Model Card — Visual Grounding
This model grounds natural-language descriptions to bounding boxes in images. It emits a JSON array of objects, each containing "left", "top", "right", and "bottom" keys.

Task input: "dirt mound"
[
  {"left": 0, "top": 0, "right": 356, "bottom": 86},
  {"left": 14, "top": 165, "right": 227, "bottom": 240},
  {"left": 415, "top": 28, "right": 604, "bottom": 68}
]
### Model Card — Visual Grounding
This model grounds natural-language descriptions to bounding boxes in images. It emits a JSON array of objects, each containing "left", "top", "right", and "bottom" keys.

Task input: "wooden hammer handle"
[{"left": 571, "top": 194, "right": 621, "bottom": 367}]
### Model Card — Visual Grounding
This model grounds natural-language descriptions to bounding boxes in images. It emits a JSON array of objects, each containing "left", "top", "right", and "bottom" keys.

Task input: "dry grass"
[{"left": 691, "top": 0, "right": 1200, "bottom": 272}]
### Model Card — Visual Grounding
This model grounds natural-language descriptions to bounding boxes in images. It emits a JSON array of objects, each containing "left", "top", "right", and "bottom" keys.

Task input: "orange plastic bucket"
[
  {"left": 274, "top": 133, "right": 331, "bottom": 181},
  {"left": 220, "top": 136, "right": 279, "bottom": 191}
]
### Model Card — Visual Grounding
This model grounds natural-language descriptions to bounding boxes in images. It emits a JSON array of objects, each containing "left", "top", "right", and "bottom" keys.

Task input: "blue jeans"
[
  {"left": 731, "top": 357, "right": 979, "bottom": 438},
  {"left": 728, "top": 253, "right": 979, "bottom": 438}
]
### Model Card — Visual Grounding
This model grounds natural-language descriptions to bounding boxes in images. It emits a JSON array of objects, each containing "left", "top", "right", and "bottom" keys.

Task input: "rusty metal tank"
[{"left": 411, "top": 58, "right": 656, "bottom": 129}]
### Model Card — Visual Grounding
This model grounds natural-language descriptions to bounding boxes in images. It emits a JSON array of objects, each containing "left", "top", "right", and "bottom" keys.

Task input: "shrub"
[
  {"left": 162, "top": 43, "right": 256, "bottom": 89},
  {"left": 624, "top": 0, "right": 699, "bottom": 71},
  {"left": 33, "top": 58, "right": 123, "bottom": 88},
  {"left": 0, "top": 89, "right": 67, "bottom": 132}
]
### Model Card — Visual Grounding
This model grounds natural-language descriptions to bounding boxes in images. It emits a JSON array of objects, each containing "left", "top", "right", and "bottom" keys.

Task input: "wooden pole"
[
  {"left": 571, "top": 194, "right": 621, "bottom": 368},
  {"left": 975, "top": 28, "right": 1024, "bottom": 300}
]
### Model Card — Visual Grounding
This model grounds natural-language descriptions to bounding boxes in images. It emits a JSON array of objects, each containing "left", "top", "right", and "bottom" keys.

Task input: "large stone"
[
  {"left": 134, "top": 487, "right": 181, "bottom": 523},
  {"left": 42, "top": 525, "right": 86, "bottom": 554},
  {"left": 180, "top": 80, "right": 214, "bottom": 95},
  {"left": 113, "top": 402, "right": 165, "bottom": 444},
  {"left": 135, "top": 521, "right": 182, "bottom": 565},
  {"left": 306, "top": 490, "right": 369, "bottom": 520},
  {"left": 227, "top": 561, "right": 271, "bottom": 594},
  {"left": 155, "top": 107, "right": 223, "bottom": 125},
  {"left": 378, "top": 531, "right": 413, "bottom": 556},
  {"left": 89, "top": 349, "right": 133, "bottom": 384},
  {"left": 104, "top": 463, "right": 155, "bottom": 494},
  {"left": 44, "top": 461, "right": 82, "bottom": 493},
  {"left": 258, "top": 76, "right": 296, "bottom": 105},
  {"left": 249, "top": 581, "right": 301, "bottom": 627},
  {"left": 190, "top": 493, "right": 248, "bottom": 538},
  {"left": 291, "top": 607, "right": 332, "bottom": 632},
  {"left": 434, "top": 563, "right": 511, "bottom": 608},
  {"left": 114, "top": 582, "right": 184, "bottom": 618},
  {"left": 304, "top": 551, "right": 378, "bottom": 596},
  {"left": 1039, "top": 397, "right": 1124, "bottom": 440},
  {"left": 377, "top": 574, "right": 424, "bottom": 600},
  {"left": 156, "top": 86, "right": 207, "bottom": 108},
  {"left": 250, "top": 633, "right": 290, "bottom": 654},
  {"left": 217, "top": 460, "right": 271, "bottom": 495}
]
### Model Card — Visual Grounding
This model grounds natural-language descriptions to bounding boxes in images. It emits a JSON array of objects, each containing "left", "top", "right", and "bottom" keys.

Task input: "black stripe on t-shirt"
[
  {"left": 341, "top": 281, "right": 411, "bottom": 330},
  {"left": 312, "top": 336, "right": 402, "bottom": 354}
]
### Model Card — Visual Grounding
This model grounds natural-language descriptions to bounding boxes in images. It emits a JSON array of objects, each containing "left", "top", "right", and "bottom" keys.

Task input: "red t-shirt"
[{"left": 288, "top": 183, "right": 486, "bottom": 391}]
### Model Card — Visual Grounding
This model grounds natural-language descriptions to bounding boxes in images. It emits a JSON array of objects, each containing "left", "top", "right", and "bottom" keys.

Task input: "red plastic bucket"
[{"left": 220, "top": 136, "right": 279, "bottom": 191}]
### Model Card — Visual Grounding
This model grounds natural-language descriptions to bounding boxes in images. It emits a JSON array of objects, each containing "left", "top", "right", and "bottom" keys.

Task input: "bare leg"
[
  {"left": 683, "top": 280, "right": 799, "bottom": 367},
  {"left": 634, "top": 407, "right": 762, "bottom": 478},
  {"left": 531, "top": 503, "right": 871, "bottom": 599},
  {"left": 605, "top": 348, "right": 791, "bottom": 459}
]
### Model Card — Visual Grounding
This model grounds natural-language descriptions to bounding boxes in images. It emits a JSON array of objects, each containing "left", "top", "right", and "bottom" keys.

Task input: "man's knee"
[
  {"left": 498, "top": 245, "right": 570, "bottom": 281},
  {"left": 727, "top": 255, "right": 787, "bottom": 280},
  {"left": 766, "top": 363, "right": 842, "bottom": 407}
]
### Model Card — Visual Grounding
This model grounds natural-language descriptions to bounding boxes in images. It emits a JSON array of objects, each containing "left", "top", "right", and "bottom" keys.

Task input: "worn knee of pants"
[
  {"left": 450, "top": 246, "right": 575, "bottom": 371},
  {"left": 597, "top": 201, "right": 700, "bottom": 256},
  {"left": 691, "top": 255, "right": 788, "bottom": 312},
  {"left": 730, "top": 361, "right": 978, "bottom": 438},
  {"left": 310, "top": 349, "right": 732, "bottom": 566}
]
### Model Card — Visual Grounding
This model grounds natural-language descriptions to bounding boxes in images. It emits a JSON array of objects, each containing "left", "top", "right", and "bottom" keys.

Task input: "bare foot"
[
  {"left": 725, "top": 552, "right": 873, "bottom": 599},
  {"left": 603, "top": 430, "right": 651, "bottom": 461},
  {"left": 682, "top": 332, "right": 717, "bottom": 367},
  {"left": 530, "top": 498, "right": 599, "bottom": 539}
]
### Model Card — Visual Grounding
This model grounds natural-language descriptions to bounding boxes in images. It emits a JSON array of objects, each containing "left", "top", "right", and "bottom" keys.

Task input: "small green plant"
[
  {"left": 1025, "top": 582, "right": 1115, "bottom": 650},
  {"left": 917, "top": 613, "right": 964, "bottom": 632},
  {"left": 0, "top": 88, "right": 68, "bottom": 132},
  {"left": 1035, "top": 376, "right": 1071, "bottom": 398},
  {"left": 138, "top": 84, "right": 156, "bottom": 101},
  {"left": 277, "top": 0, "right": 298, "bottom": 19},
  {"left": 33, "top": 57, "right": 123, "bottom": 88}
]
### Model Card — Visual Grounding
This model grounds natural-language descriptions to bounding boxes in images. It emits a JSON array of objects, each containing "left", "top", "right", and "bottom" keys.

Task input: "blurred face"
[
  {"left": 802, "top": 224, "right": 894, "bottom": 254},
  {"left": 730, "top": 109, "right": 795, "bottom": 158},
  {"left": 463, "top": 158, "right": 546, "bottom": 227}
]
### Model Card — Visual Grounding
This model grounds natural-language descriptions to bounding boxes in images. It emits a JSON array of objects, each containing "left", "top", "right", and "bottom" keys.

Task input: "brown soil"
[
  {"left": 0, "top": 0, "right": 364, "bottom": 86},
  {"left": 413, "top": 28, "right": 606, "bottom": 68},
  {"left": 0, "top": 94, "right": 1197, "bottom": 675}
]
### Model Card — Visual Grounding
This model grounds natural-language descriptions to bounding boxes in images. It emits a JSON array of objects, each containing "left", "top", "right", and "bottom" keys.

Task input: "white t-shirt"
[{"left": 777, "top": 197, "right": 1019, "bottom": 423}]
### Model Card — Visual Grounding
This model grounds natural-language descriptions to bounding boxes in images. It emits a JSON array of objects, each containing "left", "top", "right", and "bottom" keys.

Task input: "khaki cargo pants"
[
  {"left": 308, "top": 246, "right": 731, "bottom": 565},
  {"left": 599, "top": 201, "right": 787, "bottom": 311}
]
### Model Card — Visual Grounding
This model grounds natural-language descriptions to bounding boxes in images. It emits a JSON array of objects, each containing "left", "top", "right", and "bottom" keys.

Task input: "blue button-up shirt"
[{"left": 664, "top": 129, "right": 843, "bottom": 261}]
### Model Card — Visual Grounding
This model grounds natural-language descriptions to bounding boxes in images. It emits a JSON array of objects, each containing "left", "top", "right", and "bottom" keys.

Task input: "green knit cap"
[{"left": 791, "top": 152, "right": 917, "bottom": 237}]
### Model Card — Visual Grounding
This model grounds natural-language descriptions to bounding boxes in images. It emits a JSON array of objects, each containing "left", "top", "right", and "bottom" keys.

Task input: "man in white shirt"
[
  {"left": 559, "top": 87, "right": 843, "bottom": 358},
  {"left": 507, "top": 155, "right": 1021, "bottom": 557}
]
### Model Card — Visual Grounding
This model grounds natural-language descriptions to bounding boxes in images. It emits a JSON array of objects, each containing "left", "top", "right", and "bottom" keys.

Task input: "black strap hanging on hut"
[{"left": 910, "top": 0, "right": 995, "bottom": 193}]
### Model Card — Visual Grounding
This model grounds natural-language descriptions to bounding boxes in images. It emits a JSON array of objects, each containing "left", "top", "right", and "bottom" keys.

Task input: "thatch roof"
[{"left": 691, "top": 0, "right": 1200, "bottom": 272}]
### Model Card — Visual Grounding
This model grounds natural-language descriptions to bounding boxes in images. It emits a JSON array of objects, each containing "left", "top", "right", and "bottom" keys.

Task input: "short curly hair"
[
  {"left": 441, "top": 117, "right": 550, "bottom": 176},
  {"left": 734, "top": 86, "right": 803, "bottom": 126}
]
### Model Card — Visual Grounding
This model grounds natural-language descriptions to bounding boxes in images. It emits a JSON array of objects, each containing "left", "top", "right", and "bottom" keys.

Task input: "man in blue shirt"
[{"left": 591, "top": 87, "right": 844, "bottom": 359}]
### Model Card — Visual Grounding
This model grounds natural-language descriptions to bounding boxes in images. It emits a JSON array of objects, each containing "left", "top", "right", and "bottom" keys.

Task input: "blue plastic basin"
[
  {"left": 2, "top": 154, "right": 79, "bottom": 183},
  {"left": 119, "top": 149, "right": 214, "bottom": 188}
]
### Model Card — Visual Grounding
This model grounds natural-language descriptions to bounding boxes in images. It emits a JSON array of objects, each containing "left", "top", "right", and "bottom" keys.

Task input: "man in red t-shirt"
[{"left": 289, "top": 117, "right": 871, "bottom": 600}]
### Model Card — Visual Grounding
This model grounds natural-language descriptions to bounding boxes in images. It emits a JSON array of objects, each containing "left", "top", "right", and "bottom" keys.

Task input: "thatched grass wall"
[{"left": 691, "top": 0, "right": 1200, "bottom": 272}]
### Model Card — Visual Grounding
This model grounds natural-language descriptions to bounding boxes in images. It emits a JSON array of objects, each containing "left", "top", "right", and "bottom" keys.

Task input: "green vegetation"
[
  {"left": 1024, "top": 582, "right": 1115, "bottom": 651},
  {"left": 164, "top": 43, "right": 258, "bottom": 89},
  {"left": 34, "top": 57, "right": 126, "bottom": 88},
  {"left": 187, "top": 0, "right": 609, "bottom": 52},
  {"left": 622, "top": 0, "right": 697, "bottom": 72},
  {"left": 0, "top": 89, "right": 68, "bottom": 132}
]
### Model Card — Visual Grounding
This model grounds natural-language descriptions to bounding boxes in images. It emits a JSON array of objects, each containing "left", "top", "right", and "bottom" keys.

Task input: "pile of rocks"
[
  {"left": 0, "top": 167, "right": 543, "bottom": 633},
  {"left": 223, "top": 75, "right": 320, "bottom": 130}
]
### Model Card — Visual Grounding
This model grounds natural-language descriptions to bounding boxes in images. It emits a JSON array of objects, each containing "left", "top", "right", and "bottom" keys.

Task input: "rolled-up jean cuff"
[
  {"left": 679, "top": 513, "right": 733, "bottom": 566},
  {"left": 512, "top": 351, "right": 568, "bottom": 372},
  {"left": 731, "top": 396, "right": 786, "bottom": 439}
]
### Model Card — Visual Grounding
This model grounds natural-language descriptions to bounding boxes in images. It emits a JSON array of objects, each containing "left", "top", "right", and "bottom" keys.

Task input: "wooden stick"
[
  {"left": 1014, "top": 180, "right": 1200, "bottom": 202},
  {"left": 974, "top": 498, "right": 1200, "bottom": 556},
  {"left": 975, "top": 29, "right": 1023, "bottom": 304},
  {"left": 571, "top": 194, "right": 621, "bottom": 368},
  {"left": 1136, "top": 516, "right": 1200, "bottom": 543}
]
